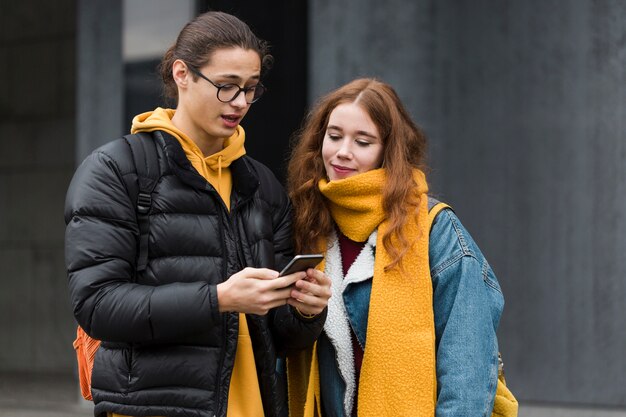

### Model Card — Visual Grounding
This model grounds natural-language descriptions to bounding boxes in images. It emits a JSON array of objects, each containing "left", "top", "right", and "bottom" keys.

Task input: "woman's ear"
[{"left": 172, "top": 59, "right": 190, "bottom": 90}]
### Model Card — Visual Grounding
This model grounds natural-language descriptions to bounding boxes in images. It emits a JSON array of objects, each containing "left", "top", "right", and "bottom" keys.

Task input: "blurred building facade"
[{"left": 1, "top": 1, "right": 625, "bottom": 416}]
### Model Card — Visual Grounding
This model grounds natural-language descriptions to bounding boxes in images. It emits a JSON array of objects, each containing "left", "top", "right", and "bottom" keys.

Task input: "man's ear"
[{"left": 172, "top": 59, "right": 190, "bottom": 90}]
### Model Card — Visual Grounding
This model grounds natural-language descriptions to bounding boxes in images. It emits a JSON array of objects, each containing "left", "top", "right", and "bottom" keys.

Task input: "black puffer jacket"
[{"left": 65, "top": 131, "right": 325, "bottom": 417}]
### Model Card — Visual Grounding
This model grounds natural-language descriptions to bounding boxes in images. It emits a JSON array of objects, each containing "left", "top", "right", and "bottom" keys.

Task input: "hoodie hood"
[
  {"left": 131, "top": 107, "right": 246, "bottom": 171},
  {"left": 131, "top": 107, "right": 246, "bottom": 209}
]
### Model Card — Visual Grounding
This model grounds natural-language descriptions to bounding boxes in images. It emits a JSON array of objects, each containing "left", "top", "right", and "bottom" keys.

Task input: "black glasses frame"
[{"left": 186, "top": 64, "right": 266, "bottom": 104}]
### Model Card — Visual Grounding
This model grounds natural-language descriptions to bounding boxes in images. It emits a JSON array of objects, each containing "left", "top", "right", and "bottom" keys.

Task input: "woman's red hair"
[{"left": 287, "top": 78, "right": 428, "bottom": 270}]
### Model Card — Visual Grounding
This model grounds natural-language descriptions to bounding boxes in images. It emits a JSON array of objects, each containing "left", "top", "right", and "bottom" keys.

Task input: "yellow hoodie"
[
  {"left": 131, "top": 107, "right": 246, "bottom": 210},
  {"left": 118, "top": 108, "right": 264, "bottom": 417}
]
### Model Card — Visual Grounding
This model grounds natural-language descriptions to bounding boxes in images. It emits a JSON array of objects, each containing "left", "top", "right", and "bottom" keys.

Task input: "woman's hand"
[{"left": 288, "top": 268, "right": 332, "bottom": 316}]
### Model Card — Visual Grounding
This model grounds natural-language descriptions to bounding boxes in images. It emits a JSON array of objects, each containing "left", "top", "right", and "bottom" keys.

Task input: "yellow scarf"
[{"left": 288, "top": 168, "right": 436, "bottom": 417}]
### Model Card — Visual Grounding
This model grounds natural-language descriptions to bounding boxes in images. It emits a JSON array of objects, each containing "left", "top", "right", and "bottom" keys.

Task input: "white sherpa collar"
[{"left": 323, "top": 229, "right": 377, "bottom": 417}]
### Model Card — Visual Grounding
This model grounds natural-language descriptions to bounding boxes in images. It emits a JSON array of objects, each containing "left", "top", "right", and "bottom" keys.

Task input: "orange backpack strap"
[{"left": 73, "top": 326, "right": 101, "bottom": 401}]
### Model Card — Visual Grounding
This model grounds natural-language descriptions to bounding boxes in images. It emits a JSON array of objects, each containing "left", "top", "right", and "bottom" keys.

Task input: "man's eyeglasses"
[{"left": 186, "top": 64, "right": 266, "bottom": 104}]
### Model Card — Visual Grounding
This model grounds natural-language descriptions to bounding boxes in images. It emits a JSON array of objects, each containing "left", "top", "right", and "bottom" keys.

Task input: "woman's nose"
[{"left": 336, "top": 140, "right": 352, "bottom": 158}]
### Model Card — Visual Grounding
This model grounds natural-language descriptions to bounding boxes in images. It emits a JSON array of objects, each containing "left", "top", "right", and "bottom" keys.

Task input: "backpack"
[{"left": 72, "top": 132, "right": 160, "bottom": 401}]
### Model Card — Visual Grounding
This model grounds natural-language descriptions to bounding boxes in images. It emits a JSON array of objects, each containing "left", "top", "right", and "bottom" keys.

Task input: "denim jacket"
[{"left": 317, "top": 206, "right": 504, "bottom": 417}]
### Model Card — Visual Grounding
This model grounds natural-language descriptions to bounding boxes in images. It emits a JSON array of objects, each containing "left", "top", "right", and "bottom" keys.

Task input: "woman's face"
[
  {"left": 322, "top": 102, "right": 384, "bottom": 181},
  {"left": 178, "top": 47, "right": 261, "bottom": 143}
]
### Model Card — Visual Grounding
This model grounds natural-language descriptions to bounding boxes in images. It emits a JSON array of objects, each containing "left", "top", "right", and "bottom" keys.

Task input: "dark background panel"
[
  {"left": 199, "top": 1, "right": 308, "bottom": 182},
  {"left": 124, "top": 1, "right": 308, "bottom": 184}
]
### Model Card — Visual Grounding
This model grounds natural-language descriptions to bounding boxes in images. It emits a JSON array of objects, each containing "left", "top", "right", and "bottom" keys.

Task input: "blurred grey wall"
[
  {"left": 76, "top": 0, "right": 123, "bottom": 161},
  {"left": 0, "top": 0, "right": 77, "bottom": 374},
  {"left": 310, "top": 0, "right": 626, "bottom": 409},
  {"left": 1, "top": 1, "right": 625, "bottom": 415}
]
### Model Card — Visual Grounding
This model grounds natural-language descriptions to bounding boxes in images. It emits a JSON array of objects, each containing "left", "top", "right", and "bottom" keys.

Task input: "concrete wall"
[
  {"left": 310, "top": 0, "right": 626, "bottom": 409},
  {"left": 76, "top": 0, "right": 123, "bottom": 161},
  {"left": 1, "top": 1, "right": 624, "bottom": 413},
  {"left": 0, "top": 0, "right": 77, "bottom": 373}
]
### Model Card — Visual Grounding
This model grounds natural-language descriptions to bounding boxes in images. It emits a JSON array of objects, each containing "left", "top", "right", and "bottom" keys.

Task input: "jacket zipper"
[
  {"left": 211, "top": 191, "right": 228, "bottom": 416},
  {"left": 209, "top": 183, "right": 255, "bottom": 416},
  {"left": 229, "top": 192, "right": 254, "bottom": 268},
  {"left": 215, "top": 313, "right": 228, "bottom": 416},
  {"left": 126, "top": 345, "right": 133, "bottom": 388},
  {"left": 214, "top": 193, "right": 251, "bottom": 416},
  {"left": 214, "top": 204, "right": 228, "bottom": 416}
]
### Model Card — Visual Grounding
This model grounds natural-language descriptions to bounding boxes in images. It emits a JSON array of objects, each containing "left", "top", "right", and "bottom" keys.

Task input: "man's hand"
[{"left": 217, "top": 267, "right": 306, "bottom": 315}]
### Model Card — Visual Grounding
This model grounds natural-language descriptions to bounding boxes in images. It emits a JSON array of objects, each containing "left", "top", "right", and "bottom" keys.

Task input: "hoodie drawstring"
[{"left": 217, "top": 155, "right": 223, "bottom": 195}]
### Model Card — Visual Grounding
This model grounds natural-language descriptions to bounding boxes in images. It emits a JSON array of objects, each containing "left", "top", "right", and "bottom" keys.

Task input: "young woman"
[
  {"left": 287, "top": 78, "right": 516, "bottom": 417},
  {"left": 65, "top": 11, "right": 330, "bottom": 417}
]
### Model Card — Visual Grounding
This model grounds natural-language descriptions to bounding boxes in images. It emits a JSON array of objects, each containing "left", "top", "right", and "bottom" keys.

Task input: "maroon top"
[{"left": 337, "top": 232, "right": 366, "bottom": 417}]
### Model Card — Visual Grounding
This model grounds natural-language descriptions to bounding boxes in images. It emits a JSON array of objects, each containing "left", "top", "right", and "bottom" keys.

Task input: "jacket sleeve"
[
  {"left": 429, "top": 209, "right": 504, "bottom": 417},
  {"left": 264, "top": 174, "right": 327, "bottom": 352},
  {"left": 65, "top": 146, "right": 219, "bottom": 343},
  {"left": 272, "top": 306, "right": 327, "bottom": 352}
]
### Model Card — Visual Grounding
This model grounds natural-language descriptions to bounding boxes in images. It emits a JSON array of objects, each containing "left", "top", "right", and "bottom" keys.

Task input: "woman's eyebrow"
[
  {"left": 326, "top": 125, "right": 378, "bottom": 139},
  {"left": 355, "top": 130, "right": 377, "bottom": 139}
]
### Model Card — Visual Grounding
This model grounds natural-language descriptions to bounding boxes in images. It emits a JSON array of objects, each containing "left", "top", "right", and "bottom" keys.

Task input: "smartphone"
[{"left": 278, "top": 254, "right": 324, "bottom": 276}]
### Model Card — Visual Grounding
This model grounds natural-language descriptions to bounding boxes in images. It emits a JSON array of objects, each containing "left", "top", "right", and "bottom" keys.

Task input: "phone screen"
[{"left": 278, "top": 254, "right": 324, "bottom": 276}]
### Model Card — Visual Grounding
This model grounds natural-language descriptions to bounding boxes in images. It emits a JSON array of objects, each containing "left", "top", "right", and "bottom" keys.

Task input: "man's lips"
[{"left": 221, "top": 114, "right": 241, "bottom": 127}]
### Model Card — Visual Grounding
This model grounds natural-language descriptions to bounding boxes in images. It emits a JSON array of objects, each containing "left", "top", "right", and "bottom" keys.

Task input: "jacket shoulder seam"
[{"left": 430, "top": 209, "right": 479, "bottom": 278}]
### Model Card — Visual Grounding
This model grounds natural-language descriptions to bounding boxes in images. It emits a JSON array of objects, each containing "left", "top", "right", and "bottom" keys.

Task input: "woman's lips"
[{"left": 332, "top": 164, "right": 355, "bottom": 175}]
